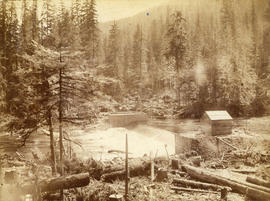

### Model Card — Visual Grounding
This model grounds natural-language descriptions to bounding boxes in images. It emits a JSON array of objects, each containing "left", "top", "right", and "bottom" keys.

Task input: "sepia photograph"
[{"left": 0, "top": 0, "right": 270, "bottom": 200}]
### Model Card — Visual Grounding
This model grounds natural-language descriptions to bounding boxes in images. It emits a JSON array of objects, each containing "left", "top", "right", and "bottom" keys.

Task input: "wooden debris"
[
  {"left": 109, "top": 194, "right": 124, "bottom": 201},
  {"left": 21, "top": 173, "right": 90, "bottom": 193},
  {"left": 172, "top": 178, "right": 231, "bottom": 192},
  {"left": 171, "top": 186, "right": 219, "bottom": 194},
  {"left": 182, "top": 164, "right": 270, "bottom": 201},
  {"left": 170, "top": 170, "right": 186, "bottom": 177},
  {"left": 246, "top": 176, "right": 270, "bottom": 188},
  {"left": 216, "top": 137, "right": 238, "bottom": 150},
  {"left": 190, "top": 156, "right": 202, "bottom": 167}
]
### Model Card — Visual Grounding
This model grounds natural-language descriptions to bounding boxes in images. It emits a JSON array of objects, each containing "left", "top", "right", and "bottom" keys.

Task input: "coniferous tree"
[
  {"left": 164, "top": 11, "right": 187, "bottom": 106},
  {"left": 107, "top": 22, "right": 120, "bottom": 77},
  {"left": 2, "top": 1, "right": 20, "bottom": 113},
  {"left": 0, "top": 0, "right": 8, "bottom": 111},
  {"left": 263, "top": 1, "right": 270, "bottom": 73},
  {"left": 132, "top": 24, "right": 142, "bottom": 78},
  {"left": 250, "top": 0, "right": 259, "bottom": 74},
  {"left": 80, "top": 0, "right": 99, "bottom": 64},
  {"left": 148, "top": 20, "right": 161, "bottom": 91},
  {"left": 71, "top": 0, "right": 81, "bottom": 25},
  {"left": 40, "top": 0, "right": 54, "bottom": 47},
  {"left": 31, "top": 0, "right": 38, "bottom": 41}
]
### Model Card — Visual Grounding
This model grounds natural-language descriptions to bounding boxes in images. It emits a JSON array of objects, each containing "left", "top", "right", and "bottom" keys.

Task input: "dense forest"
[{"left": 0, "top": 0, "right": 270, "bottom": 144}]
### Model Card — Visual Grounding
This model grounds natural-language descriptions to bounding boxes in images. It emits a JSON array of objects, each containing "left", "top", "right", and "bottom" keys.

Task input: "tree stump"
[
  {"left": 171, "top": 159, "right": 179, "bottom": 169},
  {"left": 155, "top": 168, "right": 168, "bottom": 182},
  {"left": 221, "top": 188, "right": 228, "bottom": 201}
]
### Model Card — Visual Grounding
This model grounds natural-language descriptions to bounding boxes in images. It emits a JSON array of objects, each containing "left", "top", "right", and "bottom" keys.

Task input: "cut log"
[
  {"left": 21, "top": 173, "right": 89, "bottom": 194},
  {"left": 172, "top": 178, "right": 231, "bottom": 192},
  {"left": 182, "top": 164, "right": 270, "bottom": 201},
  {"left": 171, "top": 185, "right": 219, "bottom": 194},
  {"left": 101, "top": 159, "right": 151, "bottom": 182},
  {"left": 231, "top": 169, "right": 256, "bottom": 174},
  {"left": 246, "top": 176, "right": 270, "bottom": 188}
]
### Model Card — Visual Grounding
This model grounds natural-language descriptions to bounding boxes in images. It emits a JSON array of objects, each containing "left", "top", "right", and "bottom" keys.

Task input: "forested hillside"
[{"left": 0, "top": 0, "right": 270, "bottom": 142}]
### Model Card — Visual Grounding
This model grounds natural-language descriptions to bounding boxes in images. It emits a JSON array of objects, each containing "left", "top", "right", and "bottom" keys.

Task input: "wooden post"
[
  {"left": 150, "top": 152, "right": 154, "bottom": 182},
  {"left": 125, "top": 133, "right": 128, "bottom": 201},
  {"left": 150, "top": 152, "right": 154, "bottom": 201},
  {"left": 216, "top": 138, "right": 220, "bottom": 155}
]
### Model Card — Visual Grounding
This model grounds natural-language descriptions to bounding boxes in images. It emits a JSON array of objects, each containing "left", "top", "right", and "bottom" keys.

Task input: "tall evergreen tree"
[
  {"left": 40, "top": 0, "right": 54, "bottom": 47},
  {"left": 107, "top": 22, "right": 120, "bottom": 77},
  {"left": 0, "top": 0, "right": 8, "bottom": 111},
  {"left": 80, "top": 0, "right": 99, "bottom": 64},
  {"left": 31, "top": 0, "right": 38, "bottom": 41},
  {"left": 263, "top": 0, "right": 270, "bottom": 74},
  {"left": 164, "top": 11, "right": 187, "bottom": 106},
  {"left": 21, "top": 0, "right": 32, "bottom": 50},
  {"left": 71, "top": 0, "right": 81, "bottom": 25},
  {"left": 132, "top": 24, "right": 142, "bottom": 78},
  {"left": 0, "top": 0, "right": 7, "bottom": 63}
]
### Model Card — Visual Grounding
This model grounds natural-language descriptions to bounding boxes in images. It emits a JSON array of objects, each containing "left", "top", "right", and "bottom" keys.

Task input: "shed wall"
[{"left": 211, "top": 120, "right": 232, "bottom": 135}]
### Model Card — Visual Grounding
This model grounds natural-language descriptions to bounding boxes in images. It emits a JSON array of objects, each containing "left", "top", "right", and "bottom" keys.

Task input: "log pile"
[{"left": 181, "top": 164, "right": 270, "bottom": 201}]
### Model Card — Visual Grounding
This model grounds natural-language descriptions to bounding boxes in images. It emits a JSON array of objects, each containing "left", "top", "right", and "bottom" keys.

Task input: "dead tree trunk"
[
  {"left": 59, "top": 65, "right": 64, "bottom": 200},
  {"left": 48, "top": 109, "right": 56, "bottom": 175},
  {"left": 21, "top": 173, "right": 90, "bottom": 194}
]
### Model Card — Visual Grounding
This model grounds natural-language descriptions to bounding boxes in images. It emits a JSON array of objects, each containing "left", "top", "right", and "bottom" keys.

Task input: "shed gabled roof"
[{"left": 205, "top": 110, "right": 232, "bottom": 121}]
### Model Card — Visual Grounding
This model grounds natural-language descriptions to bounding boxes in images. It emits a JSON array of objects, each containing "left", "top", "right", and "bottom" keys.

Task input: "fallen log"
[
  {"left": 21, "top": 173, "right": 90, "bottom": 194},
  {"left": 216, "top": 137, "right": 238, "bottom": 150},
  {"left": 101, "top": 159, "right": 151, "bottom": 182},
  {"left": 182, "top": 164, "right": 270, "bottom": 201},
  {"left": 170, "top": 170, "right": 187, "bottom": 177},
  {"left": 246, "top": 176, "right": 270, "bottom": 188},
  {"left": 172, "top": 178, "right": 231, "bottom": 192},
  {"left": 231, "top": 169, "right": 256, "bottom": 174},
  {"left": 108, "top": 149, "right": 132, "bottom": 154},
  {"left": 170, "top": 185, "right": 219, "bottom": 194}
]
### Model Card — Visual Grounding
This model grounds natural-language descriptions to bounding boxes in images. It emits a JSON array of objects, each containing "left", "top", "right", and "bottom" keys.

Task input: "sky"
[
  {"left": 96, "top": 0, "right": 167, "bottom": 22},
  {"left": 13, "top": 0, "right": 168, "bottom": 22}
]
